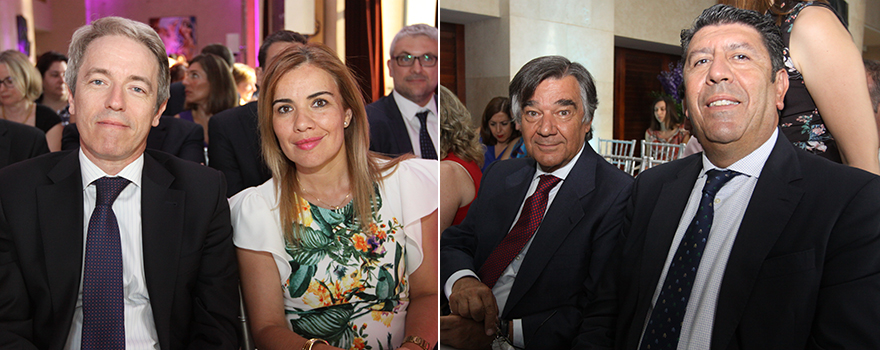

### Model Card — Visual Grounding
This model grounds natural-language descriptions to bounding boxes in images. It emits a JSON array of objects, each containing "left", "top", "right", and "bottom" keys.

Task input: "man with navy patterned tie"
[
  {"left": 574, "top": 5, "right": 880, "bottom": 349},
  {"left": 366, "top": 24, "right": 439, "bottom": 159},
  {"left": 0, "top": 17, "right": 239, "bottom": 349}
]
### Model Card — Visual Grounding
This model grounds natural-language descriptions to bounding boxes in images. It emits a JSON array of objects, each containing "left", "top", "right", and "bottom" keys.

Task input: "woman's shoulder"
[{"left": 229, "top": 178, "right": 277, "bottom": 213}]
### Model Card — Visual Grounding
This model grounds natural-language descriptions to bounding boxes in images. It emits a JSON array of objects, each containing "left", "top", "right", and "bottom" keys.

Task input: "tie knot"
[
  {"left": 536, "top": 175, "right": 561, "bottom": 194},
  {"left": 94, "top": 177, "right": 130, "bottom": 206},
  {"left": 702, "top": 169, "right": 740, "bottom": 197},
  {"left": 416, "top": 110, "right": 430, "bottom": 123}
]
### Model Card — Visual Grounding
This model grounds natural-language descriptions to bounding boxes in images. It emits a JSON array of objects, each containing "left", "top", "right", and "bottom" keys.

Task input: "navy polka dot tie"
[
  {"left": 478, "top": 175, "right": 561, "bottom": 288},
  {"left": 416, "top": 110, "right": 437, "bottom": 160},
  {"left": 82, "top": 176, "right": 130, "bottom": 350},
  {"left": 640, "top": 169, "right": 740, "bottom": 350}
]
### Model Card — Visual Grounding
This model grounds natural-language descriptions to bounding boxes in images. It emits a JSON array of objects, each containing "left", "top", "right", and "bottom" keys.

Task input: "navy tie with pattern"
[
  {"left": 640, "top": 169, "right": 740, "bottom": 350},
  {"left": 82, "top": 176, "right": 130, "bottom": 350},
  {"left": 416, "top": 110, "right": 437, "bottom": 159},
  {"left": 478, "top": 174, "right": 561, "bottom": 288}
]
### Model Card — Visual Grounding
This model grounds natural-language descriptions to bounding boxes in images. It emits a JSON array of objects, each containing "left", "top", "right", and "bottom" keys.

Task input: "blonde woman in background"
[
  {"left": 232, "top": 62, "right": 257, "bottom": 105},
  {"left": 0, "top": 50, "right": 63, "bottom": 151},
  {"left": 439, "top": 85, "right": 483, "bottom": 232}
]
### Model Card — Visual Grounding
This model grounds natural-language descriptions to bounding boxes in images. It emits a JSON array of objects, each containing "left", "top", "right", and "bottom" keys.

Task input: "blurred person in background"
[
  {"left": 232, "top": 62, "right": 257, "bottom": 105},
  {"left": 176, "top": 53, "right": 237, "bottom": 144},
  {"left": 439, "top": 85, "right": 483, "bottom": 232},
  {"left": 35, "top": 51, "right": 71, "bottom": 125},
  {"left": 645, "top": 95, "right": 690, "bottom": 144},
  {"left": 480, "top": 96, "right": 524, "bottom": 172},
  {"left": 0, "top": 50, "right": 62, "bottom": 152}
]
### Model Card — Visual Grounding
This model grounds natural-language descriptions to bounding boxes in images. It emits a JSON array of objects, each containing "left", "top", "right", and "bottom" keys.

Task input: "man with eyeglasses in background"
[{"left": 367, "top": 23, "right": 440, "bottom": 159}]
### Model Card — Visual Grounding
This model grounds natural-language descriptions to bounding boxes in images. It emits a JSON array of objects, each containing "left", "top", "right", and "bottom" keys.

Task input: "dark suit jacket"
[
  {"left": 366, "top": 92, "right": 414, "bottom": 157},
  {"left": 163, "top": 81, "right": 186, "bottom": 116},
  {"left": 441, "top": 145, "right": 633, "bottom": 349},
  {"left": 0, "top": 119, "right": 49, "bottom": 169},
  {"left": 208, "top": 101, "right": 271, "bottom": 197},
  {"left": 0, "top": 149, "right": 240, "bottom": 349},
  {"left": 574, "top": 133, "right": 880, "bottom": 349},
  {"left": 62, "top": 117, "right": 206, "bottom": 164}
]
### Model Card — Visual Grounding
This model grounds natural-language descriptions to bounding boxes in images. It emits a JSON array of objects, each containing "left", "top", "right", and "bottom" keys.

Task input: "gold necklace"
[{"left": 299, "top": 182, "right": 351, "bottom": 210}]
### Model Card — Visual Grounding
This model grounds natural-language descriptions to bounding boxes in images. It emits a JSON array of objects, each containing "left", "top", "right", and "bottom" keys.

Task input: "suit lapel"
[
  {"left": 710, "top": 136, "right": 804, "bottom": 350},
  {"left": 37, "top": 151, "right": 84, "bottom": 333},
  {"left": 140, "top": 152, "right": 185, "bottom": 349},
  {"left": 0, "top": 122, "right": 10, "bottom": 167},
  {"left": 502, "top": 147, "right": 595, "bottom": 316},
  {"left": 386, "top": 93, "right": 414, "bottom": 154},
  {"left": 477, "top": 160, "right": 536, "bottom": 267}
]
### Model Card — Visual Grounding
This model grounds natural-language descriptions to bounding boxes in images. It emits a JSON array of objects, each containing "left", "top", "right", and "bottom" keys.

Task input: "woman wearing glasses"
[{"left": 0, "top": 50, "right": 63, "bottom": 152}]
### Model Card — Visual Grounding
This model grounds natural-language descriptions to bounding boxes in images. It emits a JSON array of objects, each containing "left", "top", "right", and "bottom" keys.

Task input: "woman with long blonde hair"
[{"left": 230, "top": 43, "right": 438, "bottom": 350}]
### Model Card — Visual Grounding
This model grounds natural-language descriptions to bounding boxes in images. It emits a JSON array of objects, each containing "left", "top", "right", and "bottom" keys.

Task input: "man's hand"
[
  {"left": 440, "top": 314, "right": 494, "bottom": 350},
  {"left": 448, "top": 277, "right": 498, "bottom": 336}
]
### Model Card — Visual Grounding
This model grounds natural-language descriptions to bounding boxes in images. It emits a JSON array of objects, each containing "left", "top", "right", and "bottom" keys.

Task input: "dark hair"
[
  {"left": 509, "top": 55, "right": 597, "bottom": 140},
  {"left": 169, "top": 62, "right": 187, "bottom": 83},
  {"left": 649, "top": 96, "right": 682, "bottom": 131},
  {"left": 681, "top": 4, "right": 784, "bottom": 81},
  {"left": 866, "top": 59, "right": 880, "bottom": 114},
  {"left": 479, "top": 96, "right": 520, "bottom": 146},
  {"left": 258, "top": 30, "right": 309, "bottom": 68},
  {"left": 201, "top": 43, "right": 235, "bottom": 68},
  {"left": 185, "top": 54, "right": 237, "bottom": 115},
  {"left": 35, "top": 51, "right": 68, "bottom": 78}
]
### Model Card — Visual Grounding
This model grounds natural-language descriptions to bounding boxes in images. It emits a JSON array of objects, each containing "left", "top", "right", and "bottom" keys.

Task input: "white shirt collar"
[
  {"left": 535, "top": 142, "right": 586, "bottom": 181},
  {"left": 700, "top": 128, "right": 778, "bottom": 179},
  {"left": 79, "top": 149, "right": 144, "bottom": 190},
  {"left": 392, "top": 91, "right": 437, "bottom": 121}
]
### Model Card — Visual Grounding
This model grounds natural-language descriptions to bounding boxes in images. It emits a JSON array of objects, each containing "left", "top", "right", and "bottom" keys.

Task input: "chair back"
[
  {"left": 597, "top": 138, "right": 639, "bottom": 176},
  {"left": 641, "top": 140, "right": 686, "bottom": 172}
]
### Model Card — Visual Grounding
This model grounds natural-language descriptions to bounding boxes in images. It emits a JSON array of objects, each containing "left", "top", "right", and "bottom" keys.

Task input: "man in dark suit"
[
  {"left": 0, "top": 17, "right": 239, "bottom": 349},
  {"left": 574, "top": 5, "right": 880, "bottom": 349},
  {"left": 0, "top": 119, "right": 49, "bottom": 169},
  {"left": 440, "top": 56, "right": 632, "bottom": 350},
  {"left": 208, "top": 30, "right": 307, "bottom": 196},
  {"left": 62, "top": 116, "right": 206, "bottom": 164},
  {"left": 366, "top": 24, "right": 439, "bottom": 159}
]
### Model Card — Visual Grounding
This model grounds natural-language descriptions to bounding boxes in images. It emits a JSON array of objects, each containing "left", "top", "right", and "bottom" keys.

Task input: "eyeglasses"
[
  {"left": 0, "top": 76, "right": 13, "bottom": 89},
  {"left": 394, "top": 53, "right": 438, "bottom": 67}
]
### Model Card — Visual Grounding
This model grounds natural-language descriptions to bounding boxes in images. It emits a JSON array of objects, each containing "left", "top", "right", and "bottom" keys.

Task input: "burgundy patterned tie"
[
  {"left": 478, "top": 175, "right": 561, "bottom": 288},
  {"left": 82, "top": 176, "right": 130, "bottom": 350}
]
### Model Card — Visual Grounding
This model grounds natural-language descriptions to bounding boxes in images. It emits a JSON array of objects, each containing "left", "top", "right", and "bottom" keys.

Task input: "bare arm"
[
  {"left": 440, "top": 161, "right": 475, "bottom": 232},
  {"left": 398, "top": 210, "right": 440, "bottom": 350},
  {"left": 45, "top": 123, "right": 62, "bottom": 152},
  {"left": 237, "top": 248, "right": 342, "bottom": 350},
  {"left": 789, "top": 6, "right": 880, "bottom": 174}
]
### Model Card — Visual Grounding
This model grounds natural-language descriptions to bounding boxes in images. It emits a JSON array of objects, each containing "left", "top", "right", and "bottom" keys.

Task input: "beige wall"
[{"left": 614, "top": 0, "right": 715, "bottom": 47}]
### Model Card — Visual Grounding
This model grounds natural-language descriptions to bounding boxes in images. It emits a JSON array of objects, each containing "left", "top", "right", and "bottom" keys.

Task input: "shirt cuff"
[
  {"left": 444, "top": 269, "right": 479, "bottom": 299},
  {"left": 513, "top": 319, "right": 524, "bottom": 347}
]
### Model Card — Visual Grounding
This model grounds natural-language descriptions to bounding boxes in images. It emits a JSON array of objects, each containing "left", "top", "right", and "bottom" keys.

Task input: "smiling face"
[
  {"left": 272, "top": 64, "right": 352, "bottom": 174},
  {"left": 387, "top": 35, "right": 438, "bottom": 107},
  {"left": 654, "top": 100, "right": 667, "bottom": 124},
  {"left": 489, "top": 112, "right": 514, "bottom": 143},
  {"left": 183, "top": 62, "right": 209, "bottom": 106},
  {"left": 70, "top": 35, "right": 164, "bottom": 170},
  {"left": 520, "top": 75, "right": 590, "bottom": 172},
  {"left": 683, "top": 23, "right": 787, "bottom": 162}
]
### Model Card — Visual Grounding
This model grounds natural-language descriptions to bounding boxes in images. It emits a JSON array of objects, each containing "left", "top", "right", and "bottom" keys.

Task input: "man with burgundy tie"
[
  {"left": 440, "top": 56, "right": 633, "bottom": 349},
  {"left": 574, "top": 5, "right": 880, "bottom": 349},
  {"left": 366, "top": 24, "right": 439, "bottom": 159},
  {"left": 0, "top": 17, "right": 239, "bottom": 349}
]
